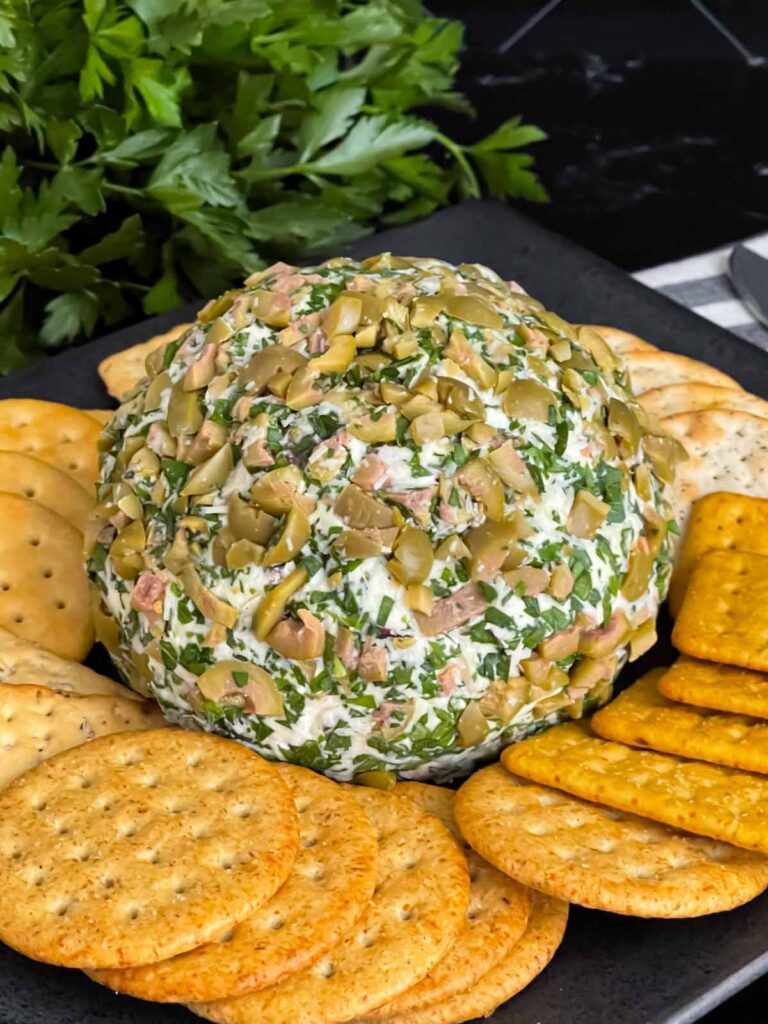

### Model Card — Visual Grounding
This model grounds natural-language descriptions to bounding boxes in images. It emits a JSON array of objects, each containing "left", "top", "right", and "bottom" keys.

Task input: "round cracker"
[
  {"left": 623, "top": 351, "right": 742, "bottom": 395},
  {"left": 363, "top": 892, "right": 568, "bottom": 1024},
  {"left": 0, "top": 493, "right": 92, "bottom": 661},
  {"left": 454, "top": 764, "right": 768, "bottom": 918},
  {"left": 0, "top": 399, "right": 100, "bottom": 491},
  {"left": 191, "top": 787, "right": 470, "bottom": 1024},
  {"left": 578, "top": 325, "right": 658, "bottom": 355},
  {"left": 365, "top": 782, "right": 529, "bottom": 1019},
  {"left": 89, "top": 764, "right": 378, "bottom": 1002},
  {"left": 662, "top": 410, "right": 768, "bottom": 534},
  {"left": 0, "top": 450, "right": 92, "bottom": 533},
  {"left": 86, "top": 409, "right": 114, "bottom": 426},
  {"left": 0, "top": 626, "right": 140, "bottom": 700},
  {"left": 640, "top": 383, "right": 768, "bottom": 420},
  {"left": 0, "top": 682, "right": 165, "bottom": 789},
  {"left": 0, "top": 729, "right": 299, "bottom": 969},
  {"left": 98, "top": 323, "right": 192, "bottom": 399}
]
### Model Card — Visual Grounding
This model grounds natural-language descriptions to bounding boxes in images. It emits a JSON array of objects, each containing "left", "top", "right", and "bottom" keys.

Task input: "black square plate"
[{"left": 2, "top": 201, "right": 767, "bottom": 1024}]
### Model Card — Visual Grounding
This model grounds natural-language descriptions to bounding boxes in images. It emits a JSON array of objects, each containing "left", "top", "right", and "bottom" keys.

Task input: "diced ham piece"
[
  {"left": 335, "top": 627, "right": 358, "bottom": 671},
  {"left": 357, "top": 639, "right": 389, "bottom": 682},
  {"left": 507, "top": 280, "right": 527, "bottom": 294},
  {"left": 131, "top": 572, "right": 166, "bottom": 616},
  {"left": 347, "top": 275, "right": 377, "bottom": 292},
  {"left": 437, "top": 663, "right": 462, "bottom": 695},
  {"left": 308, "top": 329, "right": 328, "bottom": 354},
  {"left": 372, "top": 701, "right": 396, "bottom": 726},
  {"left": 279, "top": 312, "right": 324, "bottom": 347},
  {"left": 415, "top": 583, "right": 488, "bottom": 637},
  {"left": 352, "top": 455, "right": 391, "bottom": 491},
  {"left": 387, "top": 486, "right": 437, "bottom": 527}
]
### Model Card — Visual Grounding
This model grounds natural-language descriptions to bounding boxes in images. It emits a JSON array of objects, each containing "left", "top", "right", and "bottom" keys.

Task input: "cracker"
[
  {"left": 593, "top": 668, "right": 768, "bottom": 776},
  {"left": 659, "top": 655, "right": 768, "bottom": 720},
  {"left": 672, "top": 549, "right": 768, "bottom": 672},
  {"left": 0, "top": 729, "right": 299, "bottom": 969},
  {"left": 358, "top": 893, "right": 567, "bottom": 1024},
  {"left": 0, "top": 625, "right": 139, "bottom": 700},
  {"left": 86, "top": 409, "right": 114, "bottom": 426},
  {"left": 98, "top": 323, "right": 192, "bottom": 399},
  {"left": 0, "top": 399, "right": 100, "bottom": 491},
  {"left": 0, "top": 493, "right": 92, "bottom": 661},
  {"left": 89, "top": 765, "right": 378, "bottom": 1002},
  {"left": 502, "top": 721, "right": 768, "bottom": 855},
  {"left": 662, "top": 410, "right": 768, "bottom": 534},
  {"left": 455, "top": 763, "right": 768, "bottom": 917},
  {"left": 0, "top": 682, "right": 165, "bottom": 789},
  {"left": 578, "top": 325, "right": 657, "bottom": 354},
  {"left": 668, "top": 491, "right": 768, "bottom": 617},
  {"left": 0, "top": 450, "right": 92, "bottom": 534},
  {"left": 623, "top": 351, "right": 742, "bottom": 395},
  {"left": 365, "top": 782, "right": 529, "bottom": 1018},
  {"left": 640, "top": 383, "right": 768, "bottom": 420},
  {"left": 191, "top": 787, "right": 470, "bottom": 1024}
]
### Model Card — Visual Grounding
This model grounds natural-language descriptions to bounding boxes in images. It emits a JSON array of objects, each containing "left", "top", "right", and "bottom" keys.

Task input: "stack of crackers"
[
  {"left": 0, "top": 728, "right": 568, "bottom": 1024},
  {"left": 456, "top": 490, "right": 768, "bottom": 920}
]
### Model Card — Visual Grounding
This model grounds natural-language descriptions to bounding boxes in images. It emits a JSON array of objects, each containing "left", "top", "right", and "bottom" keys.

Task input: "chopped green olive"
[
  {"left": 167, "top": 386, "right": 203, "bottom": 438},
  {"left": 388, "top": 526, "right": 433, "bottom": 585},
  {"left": 608, "top": 399, "right": 641, "bottom": 455},
  {"left": 262, "top": 507, "right": 311, "bottom": 567},
  {"left": 228, "top": 495, "right": 277, "bottom": 545},
  {"left": 180, "top": 443, "right": 233, "bottom": 497},
  {"left": 502, "top": 379, "right": 555, "bottom": 422},
  {"left": 568, "top": 490, "right": 610, "bottom": 539},
  {"left": 253, "top": 566, "right": 308, "bottom": 641},
  {"left": 457, "top": 702, "right": 490, "bottom": 747}
]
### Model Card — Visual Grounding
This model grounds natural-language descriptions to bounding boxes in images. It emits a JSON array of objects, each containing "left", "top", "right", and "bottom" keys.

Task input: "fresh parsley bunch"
[{"left": 0, "top": 0, "right": 547, "bottom": 371}]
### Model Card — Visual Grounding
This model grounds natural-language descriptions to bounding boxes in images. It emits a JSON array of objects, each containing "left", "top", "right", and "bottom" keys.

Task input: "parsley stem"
[{"left": 434, "top": 132, "right": 480, "bottom": 199}]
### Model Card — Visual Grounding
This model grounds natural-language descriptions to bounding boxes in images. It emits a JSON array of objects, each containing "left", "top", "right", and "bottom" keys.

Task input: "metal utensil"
[{"left": 729, "top": 244, "right": 768, "bottom": 330}]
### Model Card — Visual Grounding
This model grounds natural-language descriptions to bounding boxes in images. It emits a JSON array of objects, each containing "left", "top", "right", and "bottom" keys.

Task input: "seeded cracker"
[
  {"left": 89, "top": 765, "right": 378, "bottom": 1002},
  {"left": 593, "top": 668, "right": 768, "bottom": 776},
  {"left": 673, "top": 549, "right": 768, "bottom": 672},
  {"left": 640, "top": 383, "right": 768, "bottom": 422},
  {"left": 359, "top": 893, "right": 568, "bottom": 1024},
  {"left": 623, "top": 351, "right": 742, "bottom": 395},
  {"left": 364, "top": 782, "right": 529, "bottom": 1018},
  {"left": 0, "top": 682, "right": 165, "bottom": 789},
  {"left": 0, "top": 493, "right": 92, "bottom": 660},
  {"left": 0, "top": 399, "right": 100, "bottom": 491},
  {"left": 659, "top": 656, "right": 768, "bottom": 719},
  {"left": 668, "top": 491, "right": 768, "bottom": 617},
  {"left": 190, "top": 787, "right": 470, "bottom": 1024},
  {"left": 455, "top": 763, "right": 768, "bottom": 917},
  {"left": 98, "top": 323, "right": 192, "bottom": 399},
  {"left": 502, "top": 721, "right": 768, "bottom": 855},
  {"left": 0, "top": 730, "right": 299, "bottom": 968}
]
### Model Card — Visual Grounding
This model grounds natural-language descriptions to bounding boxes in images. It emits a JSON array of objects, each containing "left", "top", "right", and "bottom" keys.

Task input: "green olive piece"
[
  {"left": 225, "top": 538, "right": 264, "bottom": 569},
  {"left": 410, "top": 411, "right": 445, "bottom": 446},
  {"left": 539, "top": 310, "right": 576, "bottom": 341},
  {"left": 180, "top": 443, "right": 233, "bottom": 497},
  {"left": 335, "top": 530, "right": 383, "bottom": 559},
  {"left": 464, "top": 520, "right": 524, "bottom": 580},
  {"left": 388, "top": 526, "right": 433, "bottom": 585},
  {"left": 445, "top": 330, "right": 497, "bottom": 390},
  {"left": 198, "top": 290, "right": 237, "bottom": 323},
  {"left": 285, "top": 367, "right": 323, "bottom": 410},
  {"left": 253, "top": 565, "right": 308, "bottom": 641},
  {"left": 267, "top": 608, "right": 325, "bottom": 660},
  {"left": 457, "top": 459, "right": 505, "bottom": 521},
  {"left": 113, "top": 434, "right": 146, "bottom": 474},
  {"left": 144, "top": 371, "right": 172, "bottom": 412},
  {"left": 634, "top": 463, "right": 653, "bottom": 502},
  {"left": 116, "top": 490, "right": 143, "bottom": 521},
  {"left": 457, "top": 702, "right": 490, "bottom": 748},
  {"left": 228, "top": 494, "right": 277, "bottom": 545},
  {"left": 435, "top": 534, "right": 472, "bottom": 561},
  {"left": 262, "top": 507, "right": 311, "bottom": 567},
  {"left": 607, "top": 399, "right": 641, "bottom": 455},
  {"left": 355, "top": 770, "right": 397, "bottom": 790},
  {"left": 180, "top": 565, "right": 239, "bottom": 627},
  {"left": 410, "top": 295, "right": 445, "bottom": 327},
  {"left": 380, "top": 381, "right": 410, "bottom": 405},
  {"left": 349, "top": 413, "right": 397, "bottom": 443},
  {"left": 643, "top": 434, "right": 687, "bottom": 485},
  {"left": 167, "top": 386, "right": 203, "bottom": 438},
  {"left": 548, "top": 563, "right": 574, "bottom": 601},
  {"left": 182, "top": 343, "right": 217, "bottom": 391},
  {"left": 629, "top": 617, "right": 657, "bottom": 661},
  {"left": 578, "top": 611, "right": 631, "bottom": 658},
  {"left": 308, "top": 335, "right": 356, "bottom": 374},
  {"left": 325, "top": 295, "right": 362, "bottom": 337},
  {"left": 568, "top": 490, "right": 610, "bottom": 539},
  {"left": 163, "top": 527, "right": 190, "bottom": 574},
  {"left": 334, "top": 485, "right": 395, "bottom": 529},
  {"left": 251, "top": 289, "right": 292, "bottom": 328},
  {"left": 576, "top": 326, "right": 620, "bottom": 372},
  {"left": 444, "top": 294, "right": 503, "bottom": 330},
  {"left": 562, "top": 349, "right": 599, "bottom": 374},
  {"left": 109, "top": 519, "right": 146, "bottom": 580},
  {"left": 251, "top": 465, "right": 305, "bottom": 516},
  {"left": 207, "top": 316, "right": 234, "bottom": 346},
  {"left": 538, "top": 625, "right": 581, "bottom": 663},
  {"left": 568, "top": 655, "right": 615, "bottom": 692},
  {"left": 128, "top": 446, "right": 161, "bottom": 479},
  {"left": 621, "top": 544, "right": 655, "bottom": 601},
  {"left": 436, "top": 377, "right": 485, "bottom": 420},
  {"left": 502, "top": 379, "right": 556, "bottom": 422},
  {"left": 487, "top": 440, "right": 538, "bottom": 496},
  {"left": 197, "top": 661, "right": 284, "bottom": 716},
  {"left": 238, "top": 346, "right": 307, "bottom": 393}
]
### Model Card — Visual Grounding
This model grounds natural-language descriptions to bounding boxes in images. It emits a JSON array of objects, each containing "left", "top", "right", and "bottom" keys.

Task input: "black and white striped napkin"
[{"left": 634, "top": 233, "right": 768, "bottom": 351}]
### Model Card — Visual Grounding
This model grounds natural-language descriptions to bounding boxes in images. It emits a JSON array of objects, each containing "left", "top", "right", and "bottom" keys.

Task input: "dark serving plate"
[{"left": 1, "top": 200, "right": 767, "bottom": 1024}]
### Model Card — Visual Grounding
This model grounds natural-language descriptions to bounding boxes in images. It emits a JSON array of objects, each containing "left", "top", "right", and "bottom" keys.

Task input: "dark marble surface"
[{"left": 434, "top": 0, "right": 768, "bottom": 271}]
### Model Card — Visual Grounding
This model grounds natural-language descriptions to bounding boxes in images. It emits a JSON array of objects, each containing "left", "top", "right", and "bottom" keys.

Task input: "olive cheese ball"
[{"left": 88, "top": 255, "right": 683, "bottom": 781}]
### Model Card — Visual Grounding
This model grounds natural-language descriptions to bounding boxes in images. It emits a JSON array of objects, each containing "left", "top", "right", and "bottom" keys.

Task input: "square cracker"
[
  {"left": 659, "top": 656, "right": 768, "bottom": 719},
  {"left": 502, "top": 720, "right": 768, "bottom": 854},
  {"left": 592, "top": 668, "right": 768, "bottom": 775},
  {"left": 672, "top": 549, "right": 768, "bottom": 672},
  {"left": 668, "top": 491, "right": 768, "bottom": 616}
]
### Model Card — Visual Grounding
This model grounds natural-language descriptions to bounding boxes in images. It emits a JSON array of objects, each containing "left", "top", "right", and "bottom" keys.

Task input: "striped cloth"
[{"left": 634, "top": 232, "right": 768, "bottom": 351}]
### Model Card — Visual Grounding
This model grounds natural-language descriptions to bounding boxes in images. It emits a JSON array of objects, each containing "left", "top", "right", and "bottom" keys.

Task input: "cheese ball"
[{"left": 88, "top": 255, "right": 682, "bottom": 780}]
